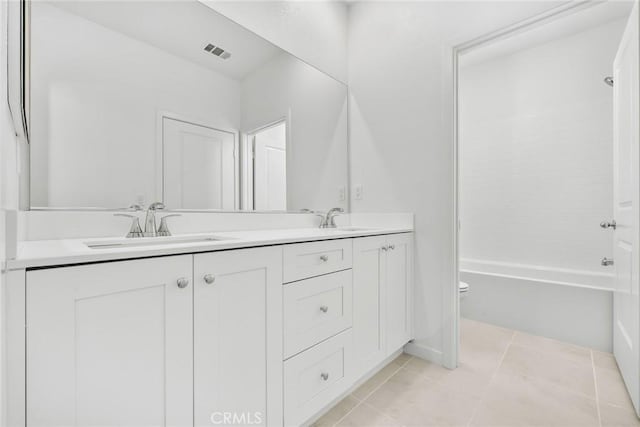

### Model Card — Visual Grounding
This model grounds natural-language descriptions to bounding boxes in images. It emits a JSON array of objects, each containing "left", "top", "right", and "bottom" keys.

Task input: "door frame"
[
  {"left": 155, "top": 111, "right": 240, "bottom": 210},
  {"left": 448, "top": 1, "right": 603, "bottom": 369}
]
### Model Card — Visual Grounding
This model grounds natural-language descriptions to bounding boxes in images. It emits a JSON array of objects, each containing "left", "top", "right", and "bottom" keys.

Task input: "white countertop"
[{"left": 7, "top": 226, "right": 413, "bottom": 270}]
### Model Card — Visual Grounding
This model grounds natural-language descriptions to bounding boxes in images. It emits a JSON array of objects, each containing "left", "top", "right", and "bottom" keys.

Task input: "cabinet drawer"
[
  {"left": 283, "top": 239, "right": 353, "bottom": 283},
  {"left": 284, "top": 329, "right": 353, "bottom": 427},
  {"left": 284, "top": 270, "right": 352, "bottom": 358}
]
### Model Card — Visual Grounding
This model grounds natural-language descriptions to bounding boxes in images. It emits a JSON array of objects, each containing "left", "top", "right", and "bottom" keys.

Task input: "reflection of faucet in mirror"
[
  {"left": 144, "top": 202, "right": 166, "bottom": 237},
  {"left": 318, "top": 208, "right": 344, "bottom": 229}
]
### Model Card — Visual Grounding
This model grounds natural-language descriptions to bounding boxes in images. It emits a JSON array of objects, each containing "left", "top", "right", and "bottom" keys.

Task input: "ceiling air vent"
[{"left": 204, "top": 43, "right": 231, "bottom": 60}]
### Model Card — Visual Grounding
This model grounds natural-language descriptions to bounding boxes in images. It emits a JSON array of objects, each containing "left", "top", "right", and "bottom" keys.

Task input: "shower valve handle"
[
  {"left": 601, "top": 257, "right": 614, "bottom": 267},
  {"left": 600, "top": 220, "right": 616, "bottom": 230}
]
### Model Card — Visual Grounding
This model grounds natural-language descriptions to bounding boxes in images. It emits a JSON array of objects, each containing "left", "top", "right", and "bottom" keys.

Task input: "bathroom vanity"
[
  {"left": 5, "top": 227, "right": 413, "bottom": 426},
  {"left": 4, "top": 1, "right": 414, "bottom": 424}
]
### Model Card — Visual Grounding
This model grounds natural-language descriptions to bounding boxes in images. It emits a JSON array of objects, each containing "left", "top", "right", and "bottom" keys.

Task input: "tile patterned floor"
[{"left": 313, "top": 319, "right": 640, "bottom": 427}]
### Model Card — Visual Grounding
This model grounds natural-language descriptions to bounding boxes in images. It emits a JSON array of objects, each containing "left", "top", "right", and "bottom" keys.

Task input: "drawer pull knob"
[
  {"left": 203, "top": 274, "right": 215, "bottom": 284},
  {"left": 320, "top": 372, "right": 329, "bottom": 381},
  {"left": 389, "top": 244, "right": 395, "bottom": 250},
  {"left": 320, "top": 255, "right": 329, "bottom": 262},
  {"left": 177, "top": 277, "right": 189, "bottom": 289},
  {"left": 320, "top": 305, "right": 329, "bottom": 313},
  {"left": 381, "top": 245, "right": 388, "bottom": 251}
]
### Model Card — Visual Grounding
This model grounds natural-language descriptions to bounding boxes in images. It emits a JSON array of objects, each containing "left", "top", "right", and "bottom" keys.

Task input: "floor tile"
[
  {"left": 594, "top": 352, "right": 635, "bottom": 408},
  {"left": 351, "top": 359, "right": 404, "bottom": 400},
  {"left": 600, "top": 402, "right": 640, "bottom": 427},
  {"left": 365, "top": 368, "right": 481, "bottom": 426},
  {"left": 471, "top": 371, "right": 600, "bottom": 427},
  {"left": 593, "top": 350, "right": 619, "bottom": 371},
  {"left": 312, "top": 395, "right": 360, "bottom": 427},
  {"left": 393, "top": 352, "right": 412, "bottom": 367},
  {"left": 460, "top": 318, "right": 514, "bottom": 374},
  {"left": 335, "top": 402, "right": 401, "bottom": 427},
  {"left": 404, "top": 357, "right": 492, "bottom": 398},
  {"left": 319, "top": 320, "right": 638, "bottom": 427},
  {"left": 500, "top": 343, "right": 596, "bottom": 398},
  {"left": 512, "top": 331, "right": 592, "bottom": 365}
]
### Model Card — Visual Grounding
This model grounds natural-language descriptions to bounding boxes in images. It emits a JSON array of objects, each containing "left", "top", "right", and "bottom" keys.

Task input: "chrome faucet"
[
  {"left": 318, "top": 207, "right": 344, "bottom": 228},
  {"left": 144, "top": 202, "right": 166, "bottom": 237},
  {"left": 114, "top": 204, "right": 144, "bottom": 238}
]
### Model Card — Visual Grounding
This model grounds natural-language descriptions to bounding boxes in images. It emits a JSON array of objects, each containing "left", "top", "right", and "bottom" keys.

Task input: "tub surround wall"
[
  {"left": 460, "top": 19, "right": 624, "bottom": 287},
  {"left": 459, "top": 17, "right": 627, "bottom": 348}
]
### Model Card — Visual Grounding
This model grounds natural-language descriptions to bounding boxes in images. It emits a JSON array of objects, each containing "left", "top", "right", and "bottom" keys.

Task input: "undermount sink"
[
  {"left": 85, "top": 235, "right": 229, "bottom": 249},
  {"left": 335, "top": 226, "right": 378, "bottom": 232}
]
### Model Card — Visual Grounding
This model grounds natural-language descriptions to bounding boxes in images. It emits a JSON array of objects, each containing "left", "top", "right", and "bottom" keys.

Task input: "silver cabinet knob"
[
  {"left": 320, "top": 255, "right": 329, "bottom": 262},
  {"left": 320, "top": 372, "right": 329, "bottom": 381},
  {"left": 177, "top": 277, "right": 189, "bottom": 288},
  {"left": 381, "top": 245, "right": 388, "bottom": 251},
  {"left": 601, "top": 257, "right": 614, "bottom": 267},
  {"left": 320, "top": 305, "right": 329, "bottom": 313},
  {"left": 389, "top": 244, "right": 396, "bottom": 250},
  {"left": 600, "top": 220, "right": 617, "bottom": 229},
  {"left": 203, "top": 274, "right": 215, "bottom": 285}
]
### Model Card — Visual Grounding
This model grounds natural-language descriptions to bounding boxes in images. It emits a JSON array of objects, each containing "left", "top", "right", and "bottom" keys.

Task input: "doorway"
[
  {"left": 244, "top": 120, "right": 288, "bottom": 211},
  {"left": 453, "top": 0, "right": 638, "bottom": 419}
]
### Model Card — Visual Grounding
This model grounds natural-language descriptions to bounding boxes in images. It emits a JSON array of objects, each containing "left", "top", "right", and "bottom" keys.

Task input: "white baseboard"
[{"left": 403, "top": 341, "right": 443, "bottom": 365}]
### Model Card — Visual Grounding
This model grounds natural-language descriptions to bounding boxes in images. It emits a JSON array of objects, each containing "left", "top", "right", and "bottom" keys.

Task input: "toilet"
[{"left": 459, "top": 281, "right": 469, "bottom": 298}]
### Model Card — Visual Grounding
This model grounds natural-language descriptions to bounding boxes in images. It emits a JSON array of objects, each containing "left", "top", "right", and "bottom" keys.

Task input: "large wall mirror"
[{"left": 26, "top": 0, "right": 349, "bottom": 212}]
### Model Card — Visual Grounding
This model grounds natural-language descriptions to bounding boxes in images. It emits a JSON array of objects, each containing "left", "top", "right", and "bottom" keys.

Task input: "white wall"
[
  {"left": 0, "top": 0, "right": 21, "bottom": 422},
  {"left": 30, "top": 3, "right": 240, "bottom": 209},
  {"left": 348, "top": 1, "right": 565, "bottom": 364},
  {"left": 460, "top": 19, "right": 624, "bottom": 286},
  {"left": 240, "top": 52, "right": 348, "bottom": 212},
  {"left": 204, "top": 1, "right": 348, "bottom": 84}
]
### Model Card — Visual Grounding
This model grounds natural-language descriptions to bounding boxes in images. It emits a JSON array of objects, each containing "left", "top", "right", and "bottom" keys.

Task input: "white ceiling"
[
  {"left": 460, "top": 1, "right": 634, "bottom": 67},
  {"left": 48, "top": 0, "right": 283, "bottom": 81}
]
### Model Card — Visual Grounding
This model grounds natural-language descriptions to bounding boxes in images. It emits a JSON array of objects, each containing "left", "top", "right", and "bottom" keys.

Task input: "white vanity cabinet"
[
  {"left": 193, "top": 247, "right": 283, "bottom": 427},
  {"left": 385, "top": 233, "right": 414, "bottom": 353},
  {"left": 352, "top": 233, "right": 413, "bottom": 379},
  {"left": 16, "top": 231, "right": 413, "bottom": 427},
  {"left": 26, "top": 255, "right": 194, "bottom": 427}
]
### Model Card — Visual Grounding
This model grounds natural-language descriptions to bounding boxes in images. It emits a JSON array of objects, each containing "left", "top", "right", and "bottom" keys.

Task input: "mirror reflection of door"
[
  {"left": 252, "top": 121, "right": 287, "bottom": 211},
  {"left": 162, "top": 117, "right": 238, "bottom": 210}
]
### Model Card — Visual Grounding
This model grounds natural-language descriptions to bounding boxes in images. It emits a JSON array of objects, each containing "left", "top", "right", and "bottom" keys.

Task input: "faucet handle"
[
  {"left": 315, "top": 213, "right": 327, "bottom": 228},
  {"left": 325, "top": 207, "right": 344, "bottom": 228},
  {"left": 157, "top": 214, "right": 181, "bottom": 237},
  {"left": 114, "top": 213, "right": 144, "bottom": 238},
  {"left": 128, "top": 204, "right": 144, "bottom": 211},
  {"left": 148, "top": 202, "right": 166, "bottom": 211}
]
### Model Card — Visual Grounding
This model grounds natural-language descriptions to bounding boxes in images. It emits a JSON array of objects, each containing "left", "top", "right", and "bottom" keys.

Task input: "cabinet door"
[
  {"left": 194, "top": 247, "right": 283, "bottom": 427},
  {"left": 352, "top": 236, "right": 387, "bottom": 378},
  {"left": 386, "top": 233, "right": 413, "bottom": 354},
  {"left": 26, "top": 255, "right": 193, "bottom": 427}
]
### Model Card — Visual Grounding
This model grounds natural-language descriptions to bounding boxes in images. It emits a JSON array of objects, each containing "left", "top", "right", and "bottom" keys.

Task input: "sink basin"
[
  {"left": 85, "top": 235, "right": 229, "bottom": 249},
  {"left": 335, "top": 227, "right": 378, "bottom": 232}
]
